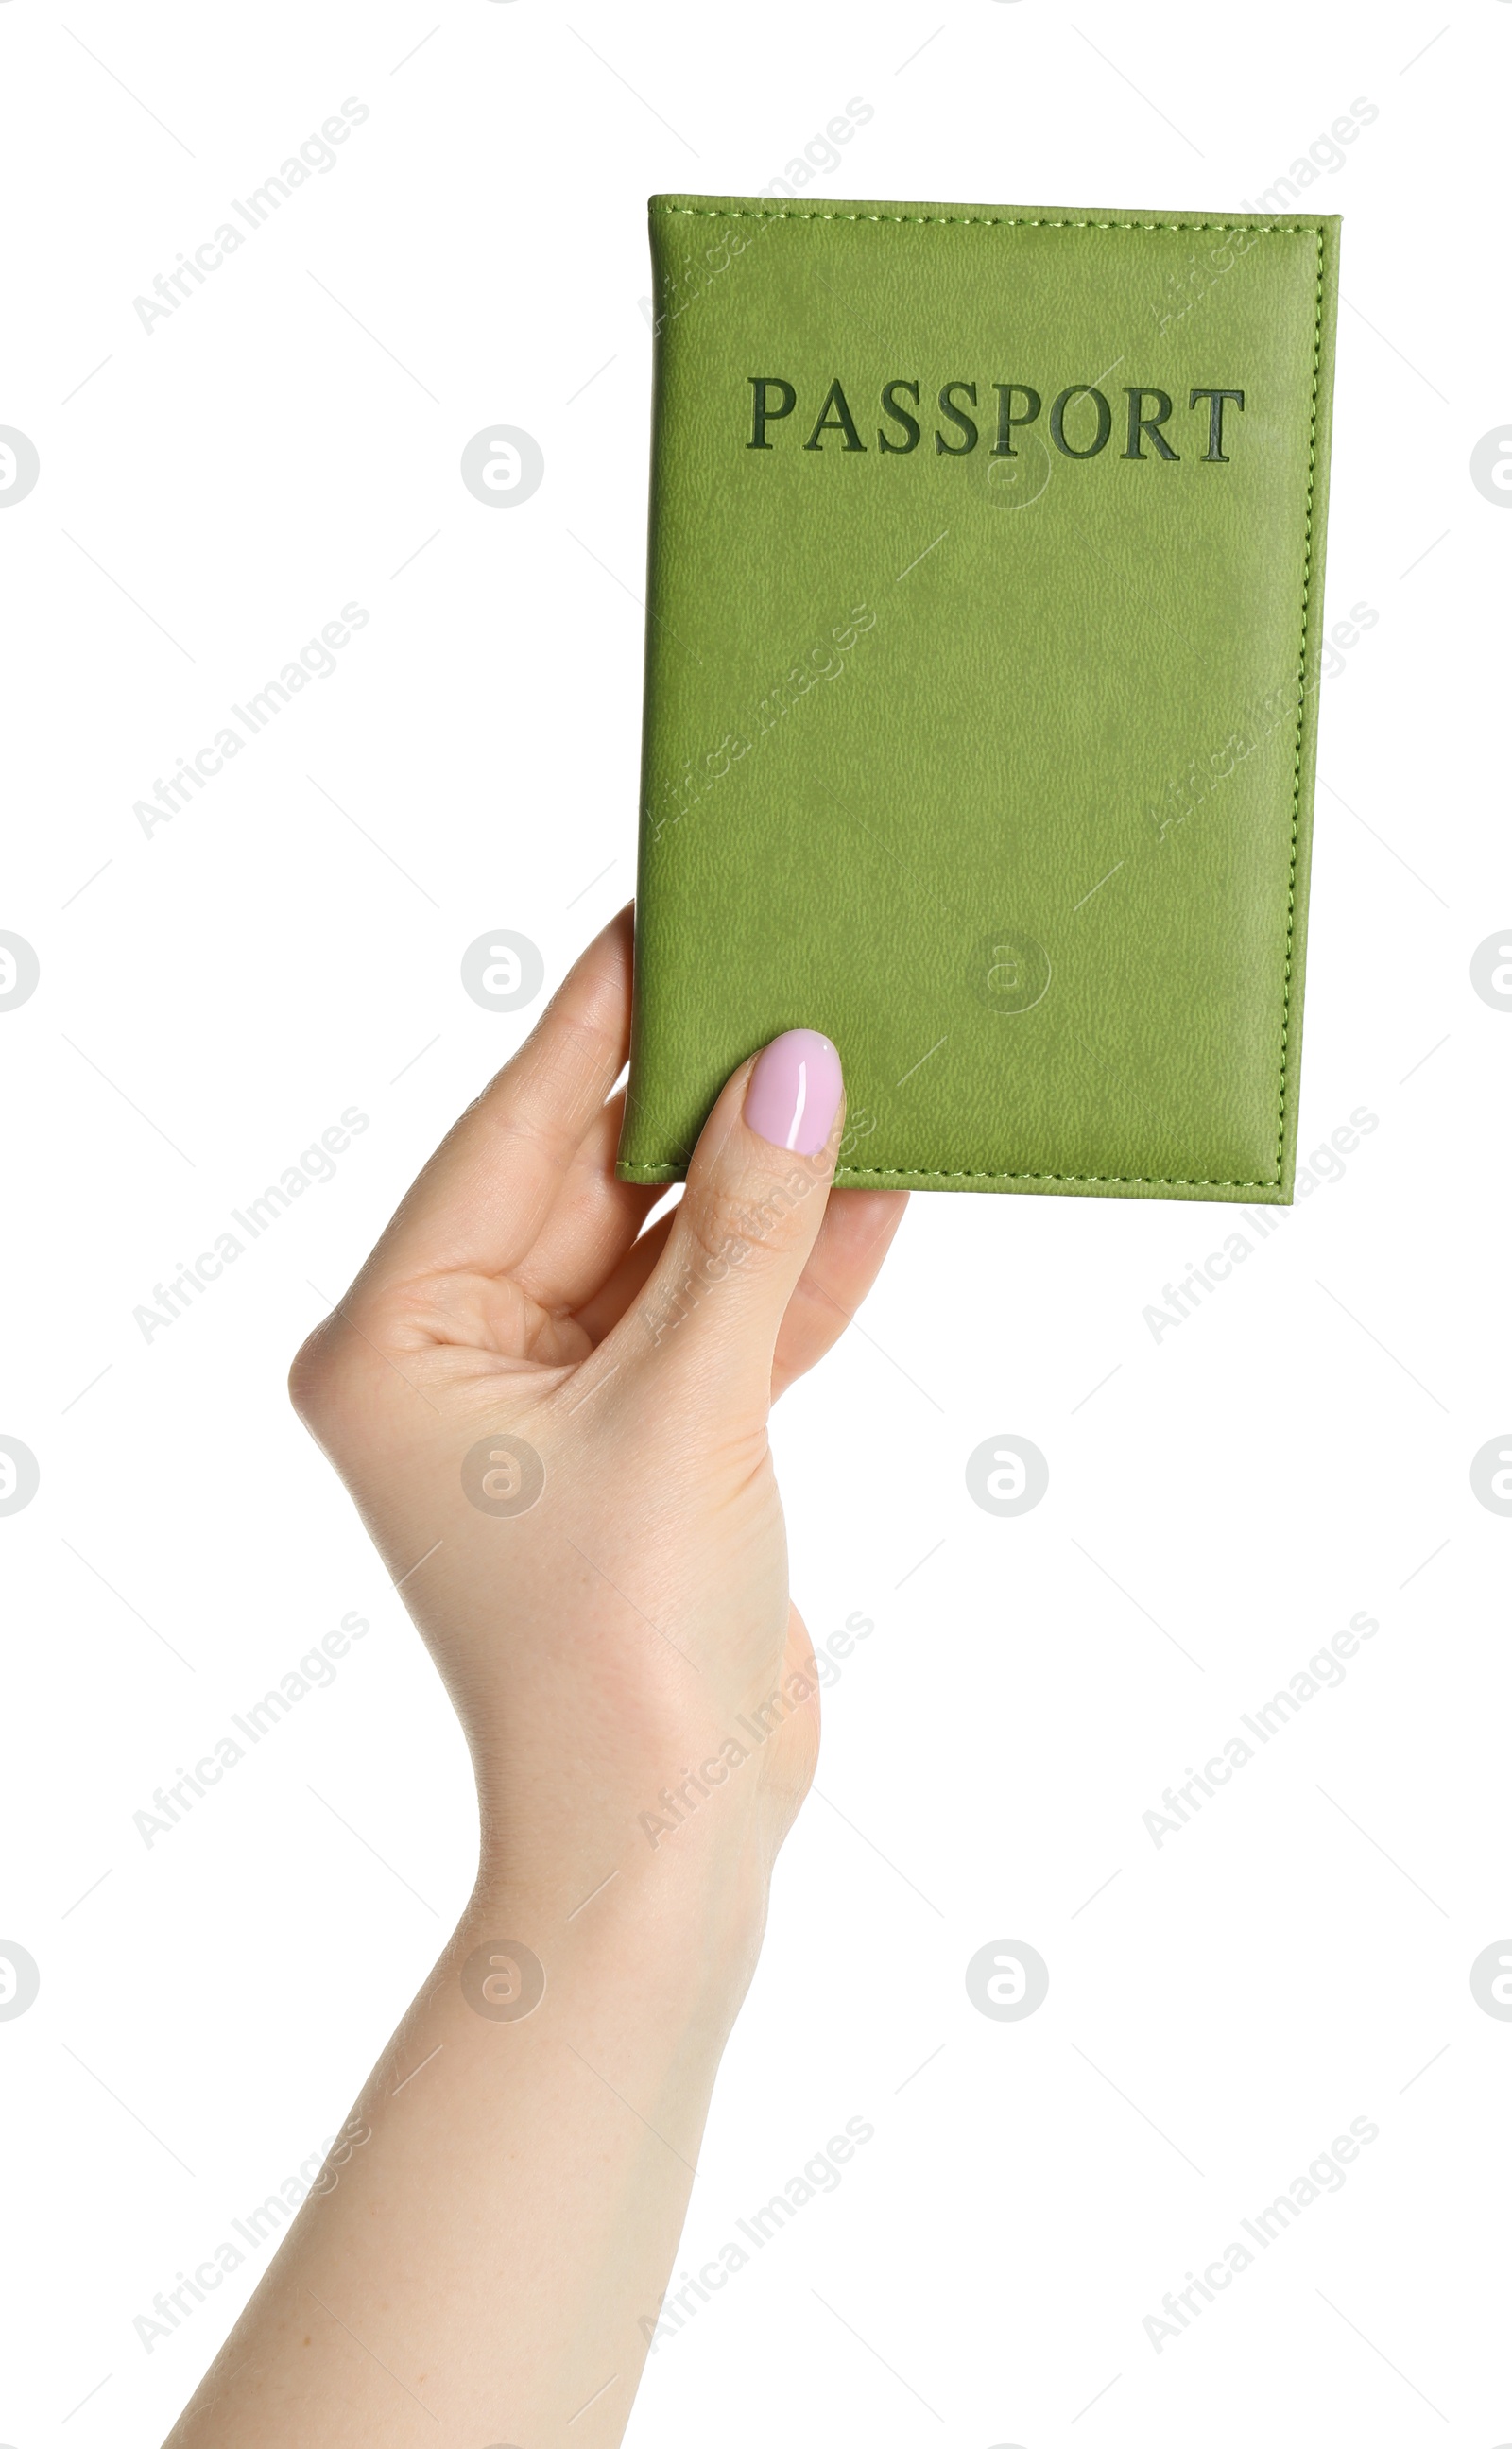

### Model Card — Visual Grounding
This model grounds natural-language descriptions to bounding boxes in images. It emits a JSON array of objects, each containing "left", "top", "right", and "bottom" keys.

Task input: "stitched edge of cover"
[
  {"left": 1270, "top": 228, "right": 1325, "bottom": 1184},
  {"left": 618, "top": 1163, "right": 1284, "bottom": 1190},
  {"left": 652, "top": 205, "right": 1330, "bottom": 233},
  {"left": 643, "top": 208, "right": 1330, "bottom": 1193}
]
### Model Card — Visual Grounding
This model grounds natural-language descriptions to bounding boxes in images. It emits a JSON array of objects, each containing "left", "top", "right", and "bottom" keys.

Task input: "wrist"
[{"left": 463, "top": 1844, "right": 770, "bottom": 2047}]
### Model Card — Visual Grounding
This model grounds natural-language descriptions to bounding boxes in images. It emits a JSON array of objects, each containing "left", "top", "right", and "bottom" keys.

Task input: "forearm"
[
  {"left": 167, "top": 926, "right": 895, "bottom": 2445},
  {"left": 165, "top": 1868, "right": 760, "bottom": 2448}
]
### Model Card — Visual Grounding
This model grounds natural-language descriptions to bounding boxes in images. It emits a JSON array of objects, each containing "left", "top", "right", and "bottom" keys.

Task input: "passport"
[{"left": 617, "top": 193, "right": 1340, "bottom": 1203}]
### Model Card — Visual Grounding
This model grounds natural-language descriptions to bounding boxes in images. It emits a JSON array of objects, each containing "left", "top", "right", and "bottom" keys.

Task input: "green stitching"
[
  {"left": 623, "top": 1162, "right": 1281, "bottom": 1190},
  {"left": 1272, "top": 228, "right": 1325, "bottom": 1183},
  {"left": 834, "top": 1167, "right": 1279, "bottom": 1188},
  {"left": 651, "top": 204, "right": 1329, "bottom": 236}
]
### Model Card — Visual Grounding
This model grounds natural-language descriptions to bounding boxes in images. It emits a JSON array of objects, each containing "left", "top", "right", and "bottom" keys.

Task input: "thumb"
[{"left": 624, "top": 1029, "right": 845, "bottom": 1409}]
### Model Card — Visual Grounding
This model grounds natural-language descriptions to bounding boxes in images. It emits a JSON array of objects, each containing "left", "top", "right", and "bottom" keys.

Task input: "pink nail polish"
[{"left": 744, "top": 1028, "right": 843, "bottom": 1155}]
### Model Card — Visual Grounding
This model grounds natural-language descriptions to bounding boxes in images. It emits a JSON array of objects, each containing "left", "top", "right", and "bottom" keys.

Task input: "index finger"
[{"left": 355, "top": 905, "right": 634, "bottom": 1288}]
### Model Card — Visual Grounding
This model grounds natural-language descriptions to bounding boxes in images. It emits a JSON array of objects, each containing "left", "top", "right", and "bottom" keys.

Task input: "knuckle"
[
  {"left": 691, "top": 1158, "right": 822, "bottom": 1268},
  {"left": 286, "top": 1307, "right": 386, "bottom": 1435},
  {"left": 677, "top": 1186, "right": 758, "bottom": 1280},
  {"left": 679, "top": 1187, "right": 772, "bottom": 1279},
  {"left": 287, "top": 1320, "right": 339, "bottom": 1426},
  {"left": 644, "top": 1159, "right": 828, "bottom": 1348}
]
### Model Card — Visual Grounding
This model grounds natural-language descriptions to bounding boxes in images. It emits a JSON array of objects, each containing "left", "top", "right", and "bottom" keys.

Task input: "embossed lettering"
[
  {"left": 744, "top": 376, "right": 1245, "bottom": 465},
  {"left": 1190, "top": 387, "right": 1246, "bottom": 461},
  {"left": 747, "top": 377, "right": 797, "bottom": 449},
  {"left": 878, "top": 379, "right": 921, "bottom": 453},
  {"left": 1050, "top": 385, "right": 1112, "bottom": 458},
  {"left": 803, "top": 378, "right": 867, "bottom": 451},
  {"left": 1124, "top": 387, "right": 1179, "bottom": 460},
  {"left": 935, "top": 381, "right": 979, "bottom": 455},
  {"left": 991, "top": 383, "right": 1041, "bottom": 455}
]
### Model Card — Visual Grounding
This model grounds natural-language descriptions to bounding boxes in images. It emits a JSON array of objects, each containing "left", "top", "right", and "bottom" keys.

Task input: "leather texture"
[{"left": 617, "top": 194, "right": 1340, "bottom": 1202}]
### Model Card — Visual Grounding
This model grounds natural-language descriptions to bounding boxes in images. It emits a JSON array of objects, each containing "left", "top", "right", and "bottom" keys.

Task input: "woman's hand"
[
  {"left": 290, "top": 903, "right": 905, "bottom": 1962},
  {"left": 167, "top": 906, "right": 904, "bottom": 2448}
]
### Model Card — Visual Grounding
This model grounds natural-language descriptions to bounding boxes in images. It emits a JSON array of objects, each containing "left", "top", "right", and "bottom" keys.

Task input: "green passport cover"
[{"left": 617, "top": 195, "right": 1340, "bottom": 1202}]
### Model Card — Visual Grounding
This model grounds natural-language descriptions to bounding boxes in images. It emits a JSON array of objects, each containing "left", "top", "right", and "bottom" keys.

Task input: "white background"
[{"left": 2, "top": 1, "right": 1508, "bottom": 2441}]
